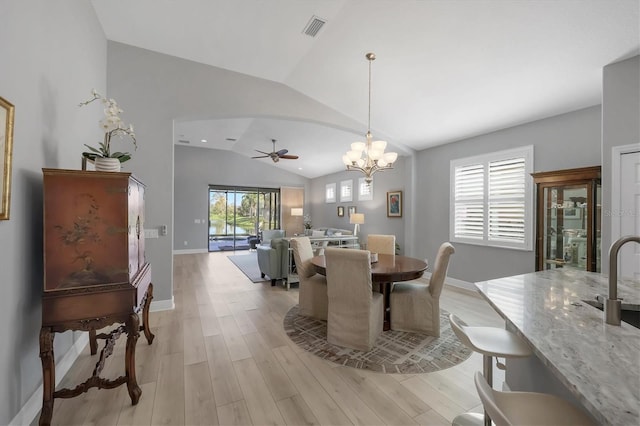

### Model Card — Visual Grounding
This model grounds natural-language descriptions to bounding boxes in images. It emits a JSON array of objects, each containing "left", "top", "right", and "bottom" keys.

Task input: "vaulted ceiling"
[{"left": 91, "top": 0, "right": 639, "bottom": 178}]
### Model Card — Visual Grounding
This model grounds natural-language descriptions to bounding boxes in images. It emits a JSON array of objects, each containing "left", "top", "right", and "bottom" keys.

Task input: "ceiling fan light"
[
  {"left": 351, "top": 142, "right": 365, "bottom": 152},
  {"left": 383, "top": 152, "right": 398, "bottom": 163}
]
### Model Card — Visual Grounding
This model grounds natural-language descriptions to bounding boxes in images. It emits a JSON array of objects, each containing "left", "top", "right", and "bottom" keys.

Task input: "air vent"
[
  {"left": 225, "top": 138, "right": 237, "bottom": 142},
  {"left": 178, "top": 139, "right": 190, "bottom": 144},
  {"left": 303, "top": 15, "right": 326, "bottom": 37}
]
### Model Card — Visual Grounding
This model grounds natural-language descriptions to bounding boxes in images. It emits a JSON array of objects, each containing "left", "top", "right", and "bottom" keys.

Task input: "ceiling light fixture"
[{"left": 342, "top": 52, "right": 397, "bottom": 185}]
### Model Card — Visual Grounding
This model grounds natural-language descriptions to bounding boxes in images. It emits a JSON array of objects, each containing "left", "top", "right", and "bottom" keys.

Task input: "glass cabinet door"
[{"left": 532, "top": 166, "right": 601, "bottom": 272}]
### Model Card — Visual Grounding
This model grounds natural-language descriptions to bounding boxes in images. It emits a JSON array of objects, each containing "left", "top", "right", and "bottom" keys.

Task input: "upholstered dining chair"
[
  {"left": 366, "top": 234, "right": 396, "bottom": 255},
  {"left": 389, "top": 242, "right": 455, "bottom": 336},
  {"left": 325, "top": 248, "right": 384, "bottom": 351},
  {"left": 290, "top": 237, "right": 328, "bottom": 320}
]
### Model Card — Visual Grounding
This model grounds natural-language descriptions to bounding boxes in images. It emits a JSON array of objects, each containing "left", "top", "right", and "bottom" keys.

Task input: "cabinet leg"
[
  {"left": 89, "top": 329, "right": 98, "bottom": 355},
  {"left": 39, "top": 327, "right": 55, "bottom": 426},
  {"left": 125, "top": 313, "right": 142, "bottom": 405},
  {"left": 141, "top": 283, "right": 155, "bottom": 344}
]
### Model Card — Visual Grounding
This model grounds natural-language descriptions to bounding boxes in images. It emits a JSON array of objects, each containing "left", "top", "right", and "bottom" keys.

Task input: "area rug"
[
  {"left": 227, "top": 253, "right": 268, "bottom": 283},
  {"left": 283, "top": 305, "right": 471, "bottom": 374}
]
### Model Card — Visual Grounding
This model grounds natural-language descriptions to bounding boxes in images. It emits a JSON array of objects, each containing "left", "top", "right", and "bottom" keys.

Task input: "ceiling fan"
[{"left": 251, "top": 139, "right": 299, "bottom": 163}]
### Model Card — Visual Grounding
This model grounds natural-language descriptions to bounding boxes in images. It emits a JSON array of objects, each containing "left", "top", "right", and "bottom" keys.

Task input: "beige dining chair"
[
  {"left": 325, "top": 248, "right": 384, "bottom": 351},
  {"left": 290, "top": 237, "right": 328, "bottom": 320},
  {"left": 389, "top": 242, "right": 455, "bottom": 336},
  {"left": 366, "top": 234, "right": 396, "bottom": 255}
]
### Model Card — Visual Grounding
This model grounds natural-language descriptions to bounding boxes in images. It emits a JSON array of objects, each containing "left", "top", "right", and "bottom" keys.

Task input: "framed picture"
[
  {"left": 348, "top": 206, "right": 356, "bottom": 217},
  {"left": 337, "top": 206, "right": 344, "bottom": 217},
  {"left": 325, "top": 183, "right": 336, "bottom": 203},
  {"left": 358, "top": 177, "right": 373, "bottom": 201},
  {"left": 0, "top": 96, "right": 15, "bottom": 220},
  {"left": 340, "top": 179, "right": 353, "bottom": 202},
  {"left": 387, "top": 190, "right": 402, "bottom": 217},
  {"left": 564, "top": 207, "right": 581, "bottom": 219}
]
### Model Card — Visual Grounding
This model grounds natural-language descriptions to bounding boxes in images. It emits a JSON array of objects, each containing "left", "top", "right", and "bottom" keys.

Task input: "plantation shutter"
[
  {"left": 454, "top": 163, "right": 484, "bottom": 240},
  {"left": 488, "top": 157, "right": 526, "bottom": 243}
]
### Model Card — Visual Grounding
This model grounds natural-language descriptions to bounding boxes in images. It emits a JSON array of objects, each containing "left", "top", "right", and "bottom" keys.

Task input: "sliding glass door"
[{"left": 208, "top": 186, "right": 280, "bottom": 251}]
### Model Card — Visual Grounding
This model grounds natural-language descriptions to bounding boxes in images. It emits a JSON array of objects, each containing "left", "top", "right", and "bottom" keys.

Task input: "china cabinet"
[
  {"left": 531, "top": 166, "right": 601, "bottom": 272},
  {"left": 39, "top": 169, "right": 154, "bottom": 425}
]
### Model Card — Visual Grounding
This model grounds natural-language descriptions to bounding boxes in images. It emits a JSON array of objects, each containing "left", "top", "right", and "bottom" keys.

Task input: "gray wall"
[
  {"left": 307, "top": 157, "right": 408, "bottom": 252},
  {"left": 174, "top": 145, "right": 309, "bottom": 250},
  {"left": 106, "top": 41, "right": 369, "bottom": 302},
  {"left": 0, "top": 2, "right": 106, "bottom": 422},
  {"left": 414, "top": 106, "right": 602, "bottom": 284},
  {"left": 601, "top": 55, "right": 640, "bottom": 273}
]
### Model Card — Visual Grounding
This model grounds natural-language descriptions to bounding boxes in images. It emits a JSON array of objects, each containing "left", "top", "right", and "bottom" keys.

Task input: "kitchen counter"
[{"left": 474, "top": 268, "right": 640, "bottom": 426}]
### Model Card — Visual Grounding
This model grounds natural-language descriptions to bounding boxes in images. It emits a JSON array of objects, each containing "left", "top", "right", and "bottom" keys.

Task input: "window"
[
  {"left": 325, "top": 183, "right": 336, "bottom": 203},
  {"left": 358, "top": 177, "right": 373, "bottom": 201},
  {"left": 450, "top": 146, "right": 533, "bottom": 250},
  {"left": 340, "top": 179, "right": 353, "bottom": 202}
]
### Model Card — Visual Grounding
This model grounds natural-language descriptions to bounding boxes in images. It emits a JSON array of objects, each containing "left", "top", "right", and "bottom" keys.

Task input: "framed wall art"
[
  {"left": 337, "top": 206, "right": 344, "bottom": 217},
  {"left": 0, "top": 96, "right": 15, "bottom": 220},
  {"left": 387, "top": 190, "right": 402, "bottom": 217}
]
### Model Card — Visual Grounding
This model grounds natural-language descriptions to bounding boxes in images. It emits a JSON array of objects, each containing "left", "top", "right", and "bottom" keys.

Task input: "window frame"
[{"left": 449, "top": 145, "right": 534, "bottom": 251}]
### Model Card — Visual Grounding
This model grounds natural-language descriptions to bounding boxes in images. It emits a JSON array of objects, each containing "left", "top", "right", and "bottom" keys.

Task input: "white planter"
[{"left": 94, "top": 157, "right": 121, "bottom": 172}]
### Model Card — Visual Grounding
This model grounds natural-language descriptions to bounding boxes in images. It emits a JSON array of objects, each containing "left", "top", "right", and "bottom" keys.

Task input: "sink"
[{"left": 581, "top": 298, "right": 640, "bottom": 329}]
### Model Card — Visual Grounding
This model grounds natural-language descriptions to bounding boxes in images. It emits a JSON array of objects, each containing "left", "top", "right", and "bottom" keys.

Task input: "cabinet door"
[
  {"left": 138, "top": 182, "right": 146, "bottom": 267},
  {"left": 128, "top": 179, "right": 140, "bottom": 278}
]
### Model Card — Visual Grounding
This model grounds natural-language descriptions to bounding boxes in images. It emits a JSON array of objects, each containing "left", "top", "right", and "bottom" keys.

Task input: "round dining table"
[{"left": 310, "top": 253, "right": 428, "bottom": 331}]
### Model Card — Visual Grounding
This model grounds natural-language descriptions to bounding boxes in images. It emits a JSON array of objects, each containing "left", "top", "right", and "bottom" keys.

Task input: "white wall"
[
  {"left": 0, "top": 1, "right": 106, "bottom": 423},
  {"left": 601, "top": 55, "right": 640, "bottom": 273},
  {"left": 414, "top": 106, "right": 602, "bottom": 284}
]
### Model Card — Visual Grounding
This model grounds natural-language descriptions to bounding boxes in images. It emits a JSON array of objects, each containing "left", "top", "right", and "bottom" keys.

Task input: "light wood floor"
[{"left": 48, "top": 251, "right": 505, "bottom": 426}]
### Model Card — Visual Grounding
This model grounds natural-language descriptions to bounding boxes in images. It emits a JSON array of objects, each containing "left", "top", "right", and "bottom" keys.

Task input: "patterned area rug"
[
  {"left": 283, "top": 305, "right": 471, "bottom": 374},
  {"left": 227, "top": 253, "right": 268, "bottom": 283}
]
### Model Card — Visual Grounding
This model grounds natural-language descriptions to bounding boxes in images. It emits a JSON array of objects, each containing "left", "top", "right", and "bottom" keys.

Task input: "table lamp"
[
  {"left": 350, "top": 213, "right": 365, "bottom": 237},
  {"left": 291, "top": 208, "right": 304, "bottom": 235}
]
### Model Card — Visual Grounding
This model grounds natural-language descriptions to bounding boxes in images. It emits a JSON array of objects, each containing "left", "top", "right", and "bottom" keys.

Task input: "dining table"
[{"left": 310, "top": 253, "right": 428, "bottom": 331}]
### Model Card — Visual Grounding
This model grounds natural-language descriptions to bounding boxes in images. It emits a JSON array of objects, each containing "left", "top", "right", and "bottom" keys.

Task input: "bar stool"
[
  {"left": 473, "top": 372, "right": 596, "bottom": 425},
  {"left": 449, "top": 314, "right": 532, "bottom": 426}
]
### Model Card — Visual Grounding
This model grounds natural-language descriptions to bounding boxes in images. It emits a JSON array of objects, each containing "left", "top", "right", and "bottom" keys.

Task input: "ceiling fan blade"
[
  {"left": 251, "top": 155, "right": 269, "bottom": 159},
  {"left": 254, "top": 149, "right": 270, "bottom": 155},
  {"left": 276, "top": 149, "right": 289, "bottom": 156},
  {"left": 279, "top": 154, "right": 299, "bottom": 159}
]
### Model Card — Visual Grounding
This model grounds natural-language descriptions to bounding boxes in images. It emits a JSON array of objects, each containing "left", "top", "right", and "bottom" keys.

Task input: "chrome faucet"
[{"left": 605, "top": 235, "right": 640, "bottom": 325}]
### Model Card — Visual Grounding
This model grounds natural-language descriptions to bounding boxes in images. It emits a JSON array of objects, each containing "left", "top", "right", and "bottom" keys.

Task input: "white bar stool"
[
  {"left": 474, "top": 372, "right": 595, "bottom": 425},
  {"left": 449, "top": 314, "right": 532, "bottom": 426}
]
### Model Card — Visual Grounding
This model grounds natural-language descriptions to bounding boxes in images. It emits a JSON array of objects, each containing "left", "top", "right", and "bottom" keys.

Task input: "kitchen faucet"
[{"left": 605, "top": 235, "right": 640, "bottom": 325}]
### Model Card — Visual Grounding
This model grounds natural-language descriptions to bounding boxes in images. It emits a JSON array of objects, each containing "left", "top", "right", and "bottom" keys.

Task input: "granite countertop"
[{"left": 474, "top": 268, "right": 640, "bottom": 426}]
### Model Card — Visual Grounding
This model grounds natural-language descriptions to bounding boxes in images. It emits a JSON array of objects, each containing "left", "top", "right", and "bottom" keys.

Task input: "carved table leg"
[
  {"left": 39, "top": 327, "right": 55, "bottom": 426},
  {"left": 141, "top": 283, "right": 155, "bottom": 344},
  {"left": 125, "top": 313, "right": 142, "bottom": 405},
  {"left": 382, "top": 282, "right": 391, "bottom": 331},
  {"left": 89, "top": 329, "right": 98, "bottom": 355}
]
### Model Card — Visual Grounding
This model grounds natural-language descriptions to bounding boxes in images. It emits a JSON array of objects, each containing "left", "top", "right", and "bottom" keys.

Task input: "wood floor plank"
[
  {"left": 273, "top": 346, "right": 352, "bottom": 426},
  {"left": 218, "top": 315, "right": 252, "bottom": 361},
  {"left": 233, "top": 357, "right": 286, "bottom": 425},
  {"left": 276, "top": 394, "right": 320, "bottom": 426},
  {"left": 216, "top": 400, "right": 253, "bottom": 426},
  {"left": 183, "top": 315, "right": 207, "bottom": 365},
  {"left": 185, "top": 361, "right": 219, "bottom": 426},
  {"left": 204, "top": 334, "right": 244, "bottom": 407},
  {"left": 151, "top": 352, "right": 185, "bottom": 425},
  {"left": 117, "top": 382, "right": 157, "bottom": 426},
  {"left": 401, "top": 376, "right": 465, "bottom": 423}
]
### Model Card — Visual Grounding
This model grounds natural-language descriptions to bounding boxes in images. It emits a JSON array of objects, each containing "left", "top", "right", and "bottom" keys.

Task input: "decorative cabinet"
[
  {"left": 531, "top": 166, "right": 601, "bottom": 272},
  {"left": 39, "top": 169, "right": 154, "bottom": 426}
]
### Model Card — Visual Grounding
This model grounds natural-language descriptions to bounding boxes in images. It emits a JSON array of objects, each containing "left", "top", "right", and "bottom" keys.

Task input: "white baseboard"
[
  {"left": 173, "top": 248, "right": 208, "bottom": 255},
  {"left": 150, "top": 297, "right": 175, "bottom": 312},
  {"left": 10, "top": 333, "right": 89, "bottom": 426},
  {"left": 421, "top": 271, "right": 476, "bottom": 292}
]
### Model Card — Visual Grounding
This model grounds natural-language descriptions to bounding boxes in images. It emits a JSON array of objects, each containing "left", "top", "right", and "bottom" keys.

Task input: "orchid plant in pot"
[{"left": 80, "top": 89, "right": 137, "bottom": 172}]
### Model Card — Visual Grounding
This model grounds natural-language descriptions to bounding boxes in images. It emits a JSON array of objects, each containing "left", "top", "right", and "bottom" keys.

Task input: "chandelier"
[{"left": 342, "top": 52, "right": 397, "bottom": 184}]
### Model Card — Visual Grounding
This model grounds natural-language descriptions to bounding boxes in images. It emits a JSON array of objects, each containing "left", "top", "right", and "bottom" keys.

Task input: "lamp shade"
[
  {"left": 291, "top": 208, "right": 303, "bottom": 217},
  {"left": 350, "top": 213, "right": 365, "bottom": 225}
]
